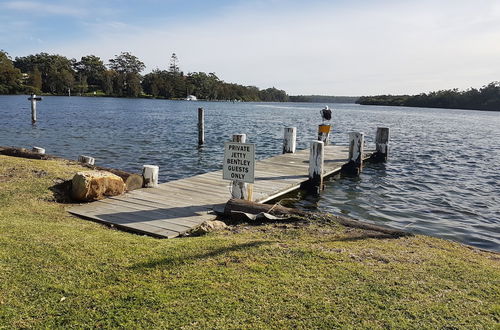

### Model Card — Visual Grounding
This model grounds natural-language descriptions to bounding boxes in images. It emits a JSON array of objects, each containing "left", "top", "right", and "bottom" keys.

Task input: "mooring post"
[
  {"left": 32, "top": 147, "right": 45, "bottom": 155},
  {"left": 341, "top": 132, "right": 365, "bottom": 176},
  {"left": 78, "top": 155, "right": 95, "bottom": 165},
  {"left": 374, "top": 127, "right": 389, "bottom": 162},
  {"left": 30, "top": 94, "right": 37, "bottom": 124},
  {"left": 198, "top": 107, "right": 205, "bottom": 146},
  {"left": 142, "top": 165, "right": 159, "bottom": 188},
  {"left": 317, "top": 124, "right": 331, "bottom": 145},
  {"left": 301, "top": 140, "right": 324, "bottom": 194},
  {"left": 283, "top": 127, "right": 297, "bottom": 154},
  {"left": 231, "top": 134, "right": 250, "bottom": 200}
]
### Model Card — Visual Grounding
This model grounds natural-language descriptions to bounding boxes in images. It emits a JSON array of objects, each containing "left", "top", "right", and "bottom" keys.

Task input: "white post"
[
  {"left": 231, "top": 134, "right": 250, "bottom": 200},
  {"left": 142, "top": 165, "right": 159, "bottom": 188},
  {"left": 302, "top": 141, "right": 324, "bottom": 194},
  {"left": 78, "top": 155, "right": 95, "bottom": 165},
  {"left": 31, "top": 94, "right": 37, "bottom": 124},
  {"left": 342, "top": 132, "right": 364, "bottom": 175},
  {"left": 198, "top": 107, "right": 204, "bottom": 146},
  {"left": 32, "top": 147, "right": 45, "bottom": 155},
  {"left": 283, "top": 127, "right": 297, "bottom": 154},
  {"left": 375, "top": 127, "right": 389, "bottom": 162}
]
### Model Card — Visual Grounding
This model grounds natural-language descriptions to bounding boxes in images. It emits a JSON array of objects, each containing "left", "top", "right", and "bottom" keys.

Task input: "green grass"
[{"left": 0, "top": 155, "right": 499, "bottom": 328}]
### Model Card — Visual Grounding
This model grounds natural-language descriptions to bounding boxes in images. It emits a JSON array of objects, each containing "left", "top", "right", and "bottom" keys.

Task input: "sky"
[{"left": 1, "top": 0, "right": 500, "bottom": 96}]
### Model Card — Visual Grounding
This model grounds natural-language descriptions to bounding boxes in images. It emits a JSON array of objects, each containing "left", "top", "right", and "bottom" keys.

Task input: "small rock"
[{"left": 188, "top": 220, "right": 228, "bottom": 236}]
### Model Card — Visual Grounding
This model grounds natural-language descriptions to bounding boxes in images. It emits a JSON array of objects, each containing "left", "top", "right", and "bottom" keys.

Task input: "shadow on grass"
[
  {"left": 130, "top": 240, "right": 272, "bottom": 270},
  {"left": 49, "top": 179, "right": 73, "bottom": 203}
]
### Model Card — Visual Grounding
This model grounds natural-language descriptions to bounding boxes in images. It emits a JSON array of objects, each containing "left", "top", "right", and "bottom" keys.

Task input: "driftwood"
[
  {"left": 224, "top": 199, "right": 411, "bottom": 238},
  {"left": 224, "top": 198, "right": 308, "bottom": 217},
  {"left": 0, "top": 147, "right": 52, "bottom": 160}
]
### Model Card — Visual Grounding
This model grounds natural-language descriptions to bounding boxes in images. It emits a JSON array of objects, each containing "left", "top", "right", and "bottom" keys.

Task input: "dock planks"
[{"left": 68, "top": 145, "right": 368, "bottom": 238}]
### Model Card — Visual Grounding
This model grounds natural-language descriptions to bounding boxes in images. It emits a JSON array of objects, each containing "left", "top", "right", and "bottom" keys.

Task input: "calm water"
[{"left": 1, "top": 95, "right": 499, "bottom": 251}]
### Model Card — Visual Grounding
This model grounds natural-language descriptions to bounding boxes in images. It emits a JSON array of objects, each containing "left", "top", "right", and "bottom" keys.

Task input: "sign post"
[{"left": 223, "top": 142, "right": 255, "bottom": 200}]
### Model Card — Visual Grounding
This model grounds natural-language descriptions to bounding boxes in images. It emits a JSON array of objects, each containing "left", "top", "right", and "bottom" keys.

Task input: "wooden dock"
[{"left": 68, "top": 145, "right": 371, "bottom": 238}]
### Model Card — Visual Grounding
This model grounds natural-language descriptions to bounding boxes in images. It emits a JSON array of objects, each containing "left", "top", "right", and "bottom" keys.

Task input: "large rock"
[{"left": 71, "top": 171, "right": 126, "bottom": 201}]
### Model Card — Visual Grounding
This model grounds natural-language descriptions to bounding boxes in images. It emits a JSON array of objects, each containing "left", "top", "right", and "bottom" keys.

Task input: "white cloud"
[
  {"left": 2, "top": 1, "right": 87, "bottom": 17},
  {"left": 48, "top": 0, "right": 500, "bottom": 95}
]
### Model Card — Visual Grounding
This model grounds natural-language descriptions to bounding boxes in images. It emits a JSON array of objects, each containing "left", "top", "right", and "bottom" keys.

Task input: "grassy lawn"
[{"left": 0, "top": 155, "right": 499, "bottom": 328}]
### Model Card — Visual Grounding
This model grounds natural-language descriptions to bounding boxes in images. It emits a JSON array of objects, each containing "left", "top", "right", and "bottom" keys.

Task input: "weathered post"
[
  {"left": 372, "top": 127, "right": 389, "bottom": 162},
  {"left": 317, "top": 124, "right": 331, "bottom": 144},
  {"left": 142, "top": 165, "right": 159, "bottom": 188},
  {"left": 301, "top": 141, "right": 324, "bottom": 194},
  {"left": 341, "top": 132, "right": 365, "bottom": 175},
  {"left": 198, "top": 107, "right": 205, "bottom": 146},
  {"left": 283, "top": 127, "right": 297, "bottom": 154},
  {"left": 78, "top": 155, "right": 95, "bottom": 165},
  {"left": 32, "top": 147, "right": 45, "bottom": 155},
  {"left": 231, "top": 134, "right": 250, "bottom": 200},
  {"left": 28, "top": 94, "right": 42, "bottom": 124}
]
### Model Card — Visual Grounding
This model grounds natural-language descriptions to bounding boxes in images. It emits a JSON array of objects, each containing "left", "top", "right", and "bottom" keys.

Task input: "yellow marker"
[{"left": 318, "top": 124, "right": 331, "bottom": 133}]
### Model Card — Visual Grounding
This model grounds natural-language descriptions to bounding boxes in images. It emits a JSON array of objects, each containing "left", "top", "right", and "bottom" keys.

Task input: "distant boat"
[{"left": 186, "top": 95, "right": 197, "bottom": 101}]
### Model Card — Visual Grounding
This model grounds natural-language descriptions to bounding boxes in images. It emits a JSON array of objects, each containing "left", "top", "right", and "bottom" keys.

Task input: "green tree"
[
  {"left": 169, "top": 53, "right": 179, "bottom": 74},
  {"left": 29, "top": 66, "right": 43, "bottom": 92},
  {"left": 108, "top": 52, "right": 145, "bottom": 97},
  {"left": 14, "top": 53, "right": 75, "bottom": 94},
  {"left": 0, "top": 50, "right": 22, "bottom": 94},
  {"left": 74, "top": 55, "right": 106, "bottom": 93}
]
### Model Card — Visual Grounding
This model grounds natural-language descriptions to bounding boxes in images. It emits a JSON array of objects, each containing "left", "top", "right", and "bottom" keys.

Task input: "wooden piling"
[
  {"left": 283, "top": 127, "right": 297, "bottom": 154},
  {"left": 231, "top": 134, "right": 251, "bottom": 200},
  {"left": 301, "top": 140, "right": 324, "bottom": 194},
  {"left": 198, "top": 107, "right": 204, "bottom": 145},
  {"left": 78, "top": 155, "right": 95, "bottom": 165},
  {"left": 341, "top": 132, "right": 364, "bottom": 175},
  {"left": 372, "top": 127, "right": 389, "bottom": 162},
  {"left": 317, "top": 124, "right": 331, "bottom": 145},
  {"left": 142, "top": 165, "right": 159, "bottom": 188},
  {"left": 32, "top": 147, "right": 45, "bottom": 155}
]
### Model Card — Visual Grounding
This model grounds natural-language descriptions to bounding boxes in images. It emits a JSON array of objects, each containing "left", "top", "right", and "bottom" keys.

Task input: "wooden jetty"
[{"left": 68, "top": 145, "right": 374, "bottom": 238}]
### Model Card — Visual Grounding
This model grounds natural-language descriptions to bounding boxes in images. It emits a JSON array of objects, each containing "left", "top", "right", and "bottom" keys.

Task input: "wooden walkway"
[{"left": 68, "top": 146, "right": 369, "bottom": 238}]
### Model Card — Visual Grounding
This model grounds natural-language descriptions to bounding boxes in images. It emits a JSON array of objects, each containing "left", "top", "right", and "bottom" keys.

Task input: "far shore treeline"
[
  {"left": 0, "top": 50, "right": 288, "bottom": 102},
  {"left": 357, "top": 83, "right": 500, "bottom": 111},
  {"left": 1, "top": 49, "right": 499, "bottom": 110}
]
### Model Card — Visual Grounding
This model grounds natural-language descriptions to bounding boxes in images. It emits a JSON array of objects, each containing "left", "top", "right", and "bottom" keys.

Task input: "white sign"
[{"left": 223, "top": 142, "right": 255, "bottom": 183}]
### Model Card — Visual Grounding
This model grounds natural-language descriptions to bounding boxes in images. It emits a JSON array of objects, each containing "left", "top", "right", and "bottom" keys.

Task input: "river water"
[{"left": 1, "top": 95, "right": 498, "bottom": 251}]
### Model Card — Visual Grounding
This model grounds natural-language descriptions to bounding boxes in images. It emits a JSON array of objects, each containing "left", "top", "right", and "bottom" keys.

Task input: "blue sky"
[{"left": 1, "top": 0, "right": 499, "bottom": 95}]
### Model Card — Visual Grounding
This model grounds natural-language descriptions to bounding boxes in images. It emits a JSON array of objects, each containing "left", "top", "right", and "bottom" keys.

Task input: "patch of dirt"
[
  {"left": 0, "top": 168, "right": 19, "bottom": 182},
  {"left": 32, "top": 170, "right": 48, "bottom": 177}
]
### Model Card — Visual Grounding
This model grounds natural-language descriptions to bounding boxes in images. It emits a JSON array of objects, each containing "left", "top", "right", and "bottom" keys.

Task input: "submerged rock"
[{"left": 71, "top": 171, "right": 126, "bottom": 201}]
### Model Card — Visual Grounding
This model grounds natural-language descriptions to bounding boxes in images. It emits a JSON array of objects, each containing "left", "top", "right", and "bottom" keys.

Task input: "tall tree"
[
  {"left": 0, "top": 50, "right": 22, "bottom": 94},
  {"left": 14, "top": 53, "right": 75, "bottom": 94},
  {"left": 108, "top": 52, "right": 145, "bottom": 97},
  {"left": 169, "top": 53, "right": 179, "bottom": 74},
  {"left": 74, "top": 55, "right": 106, "bottom": 93}
]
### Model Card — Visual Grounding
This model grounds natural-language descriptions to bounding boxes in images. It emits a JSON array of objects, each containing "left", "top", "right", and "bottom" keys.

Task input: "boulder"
[
  {"left": 188, "top": 220, "right": 228, "bottom": 236},
  {"left": 71, "top": 171, "right": 126, "bottom": 201}
]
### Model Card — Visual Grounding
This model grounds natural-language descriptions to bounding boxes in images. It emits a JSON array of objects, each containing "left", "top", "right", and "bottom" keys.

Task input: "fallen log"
[
  {"left": 224, "top": 199, "right": 412, "bottom": 238},
  {"left": 0, "top": 147, "right": 51, "bottom": 160}
]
